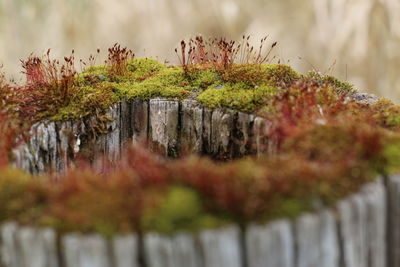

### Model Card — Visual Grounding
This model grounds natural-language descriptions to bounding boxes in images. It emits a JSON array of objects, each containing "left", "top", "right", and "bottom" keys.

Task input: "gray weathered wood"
[
  {"left": 211, "top": 109, "right": 235, "bottom": 159},
  {"left": 295, "top": 211, "right": 339, "bottom": 267},
  {"left": 104, "top": 104, "right": 121, "bottom": 163},
  {"left": 180, "top": 100, "right": 203, "bottom": 154},
  {"left": 389, "top": 175, "right": 400, "bottom": 267},
  {"left": 1, "top": 222, "right": 21, "bottom": 267},
  {"left": 11, "top": 142, "right": 34, "bottom": 175},
  {"left": 246, "top": 220, "right": 294, "bottom": 267},
  {"left": 36, "top": 122, "right": 58, "bottom": 172},
  {"left": 131, "top": 100, "right": 149, "bottom": 142},
  {"left": 12, "top": 121, "right": 58, "bottom": 175},
  {"left": 86, "top": 111, "right": 107, "bottom": 167},
  {"left": 120, "top": 101, "right": 132, "bottom": 147},
  {"left": 295, "top": 214, "right": 319, "bottom": 267},
  {"left": 62, "top": 233, "right": 111, "bottom": 267},
  {"left": 234, "top": 112, "right": 255, "bottom": 157},
  {"left": 112, "top": 234, "right": 139, "bottom": 267},
  {"left": 71, "top": 121, "right": 85, "bottom": 155},
  {"left": 57, "top": 121, "right": 85, "bottom": 172},
  {"left": 144, "top": 232, "right": 200, "bottom": 267},
  {"left": 149, "top": 99, "right": 179, "bottom": 156},
  {"left": 318, "top": 211, "right": 340, "bottom": 267},
  {"left": 253, "top": 117, "right": 268, "bottom": 156},
  {"left": 253, "top": 117, "right": 277, "bottom": 156},
  {"left": 199, "top": 225, "right": 242, "bottom": 267},
  {"left": 62, "top": 234, "right": 80, "bottom": 267},
  {"left": 338, "top": 194, "right": 368, "bottom": 267},
  {"left": 360, "top": 180, "right": 386, "bottom": 267},
  {"left": 58, "top": 121, "right": 73, "bottom": 173},
  {"left": 29, "top": 123, "right": 46, "bottom": 174},
  {"left": 16, "top": 226, "right": 59, "bottom": 267},
  {"left": 202, "top": 107, "right": 213, "bottom": 154},
  {"left": 12, "top": 99, "right": 276, "bottom": 174}
]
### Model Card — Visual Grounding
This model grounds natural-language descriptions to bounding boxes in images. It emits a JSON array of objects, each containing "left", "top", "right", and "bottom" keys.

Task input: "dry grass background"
[{"left": 0, "top": 0, "right": 399, "bottom": 101}]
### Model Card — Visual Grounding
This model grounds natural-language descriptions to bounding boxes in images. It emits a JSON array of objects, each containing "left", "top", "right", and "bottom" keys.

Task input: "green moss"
[
  {"left": 126, "top": 58, "right": 166, "bottom": 81},
  {"left": 303, "top": 71, "right": 355, "bottom": 94},
  {"left": 370, "top": 99, "right": 400, "bottom": 129},
  {"left": 50, "top": 83, "right": 118, "bottom": 121},
  {"left": 195, "top": 65, "right": 300, "bottom": 111},
  {"left": 141, "top": 186, "right": 226, "bottom": 234},
  {"left": 114, "top": 67, "right": 192, "bottom": 100},
  {"left": 115, "top": 81, "right": 190, "bottom": 100},
  {"left": 34, "top": 59, "right": 347, "bottom": 121},
  {"left": 35, "top": 61, "right": 301, "bottom": 118},
  {"left": 82, "top": 65, "right": 109, "bottom": 76},
  {"left": 187, "top": 68, "right": 221, "bottom": 89},
  {"left": 221, "top": 64, "right": 300, "bottom": 88},
  {"left": 197, "top": 83, "right": 277, "bottom": 111},
  {"left": 151, "top": 67, "right": 190, "bottom": 87},
  {"left": 79, "top": 59, "right": 165, "bottom": 85},
  {"left": 261, "top": 64, "right": 300, "bottom": 86},
  {"left": 78, "top": 65, "right": 110, "bottom": 84},
  {"left": 19, "top": 56, "right": 362, "bottom": 128}
]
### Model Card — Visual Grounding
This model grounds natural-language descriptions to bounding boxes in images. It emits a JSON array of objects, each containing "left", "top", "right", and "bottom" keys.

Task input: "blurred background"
[{"left": 0, "top": 0, "right": 399, "bottom": 101}]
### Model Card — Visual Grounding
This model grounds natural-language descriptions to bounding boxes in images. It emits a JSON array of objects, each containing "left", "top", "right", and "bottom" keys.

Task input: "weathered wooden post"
[
  {"left": 144, "top": 232, "right": 200, "bottom": 267},
  {"left": 199, "top": 226, "right": 242, "bottom": 267},
  {"left": 112, "top": 234, "right": 139, "bottom": 267},
  {"left": 388, "top": 175, "right": 400, "bottom": 267},
  {"left": 361, "top": 180, "right": 386, "bottom": 267},
  {"left": 246, "top": 220, "right": 294, "bottom": 267},
  {"left": 104, "top": 104, "right": 121, "bottom": 163},
  {"left": 1, "top": 222, "right": 20, "bottom": 267},
  {"left": 131, "top": 100, "right": 149, "bottom": 142},
  {"left": 120, "top": 100, "right": 132, "bottom": 147},
  {"left": 16, "top": 226, "right": 59, "bottom": 267},
  {"left": 234, "top": 112, "right": 255, "bottom": 157},
  {"left": 253, "top": 117, "right": 268, "bottom": 156},
  {"left": 62, "top": 233, "right": 112, "bottom": 267},
  {"left": 11, "top": 142, "right": 33, "bottom": 175},
  {"left": 210, "top": 109, "right": 235, "bottom": 159},
  {"left": 12, "top": 121, "right": 58, "bottom": 174},
  {"left": 35, "top": 122, "right": 58, "bottom": 173},
  {"left": 180, "top": 100, "right": 203, "bottom": 154},
  {"left": 294, "top": 211, "right": 339, "bottom": 267},
  {"left": 202, "top": 107, "right": 213, "bottom": 154},
  {"left": 149, "top": 99, "right": 179, "bottom": 157},
  {"left": 58, "top": 121, "right": 73, "bottom": 173},
  {"left": 338, "top": 194, "right": 368, "bottom": 267}
]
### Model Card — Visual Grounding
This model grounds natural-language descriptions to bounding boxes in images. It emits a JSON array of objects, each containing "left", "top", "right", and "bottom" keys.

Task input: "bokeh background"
[{"left": 0, "top": 0, "right": 399, "bottom": 101}]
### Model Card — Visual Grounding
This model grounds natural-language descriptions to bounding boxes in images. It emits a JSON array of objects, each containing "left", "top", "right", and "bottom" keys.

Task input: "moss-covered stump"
[{"left": 3, "top": 53, "right": 387, "bottom": 173}]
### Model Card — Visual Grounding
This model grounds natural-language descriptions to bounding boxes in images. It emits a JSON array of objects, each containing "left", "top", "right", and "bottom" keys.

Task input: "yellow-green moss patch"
[
  {"left": 197, "top": 83, "right": 277, "bottom": 111},
  {"left": 50, "top": 83, "right": 118, "bottom": 121}
]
